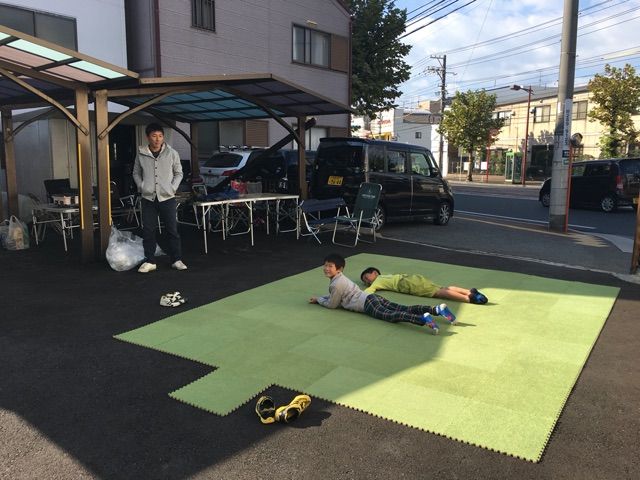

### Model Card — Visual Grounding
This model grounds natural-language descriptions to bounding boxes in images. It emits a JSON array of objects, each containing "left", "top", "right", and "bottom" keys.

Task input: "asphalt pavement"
[
  {"left": 1, "top": 206, "right": 639, "bottom": 480},
  {"left": 442, "top": 178, "right": 639, "bottom": 281}
]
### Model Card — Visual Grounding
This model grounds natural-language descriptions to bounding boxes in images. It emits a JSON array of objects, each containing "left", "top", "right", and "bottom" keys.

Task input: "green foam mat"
[{"left": 115, "top": 254, "right": 618, "bottom": 461}]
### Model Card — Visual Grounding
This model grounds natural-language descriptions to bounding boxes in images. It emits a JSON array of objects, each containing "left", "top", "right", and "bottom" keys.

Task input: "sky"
[{"left": 392, "top": 0, "right": 640, "bottom": 108}]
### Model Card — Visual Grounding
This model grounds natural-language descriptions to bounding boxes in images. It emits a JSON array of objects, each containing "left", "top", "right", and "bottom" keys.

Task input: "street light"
[{"left": 511, "top": 85, "right": 533, "bottom": 186}]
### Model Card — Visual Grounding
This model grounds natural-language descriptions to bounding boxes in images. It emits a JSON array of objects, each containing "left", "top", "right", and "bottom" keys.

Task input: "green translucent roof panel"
[{"left": 71, "top": 60, "right": 126, "bottom": 79}]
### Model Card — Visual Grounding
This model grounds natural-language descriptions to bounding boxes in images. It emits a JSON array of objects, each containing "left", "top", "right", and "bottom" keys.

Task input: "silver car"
[{"left": 200, "top": 148, "right": 265, "bottom": 187}]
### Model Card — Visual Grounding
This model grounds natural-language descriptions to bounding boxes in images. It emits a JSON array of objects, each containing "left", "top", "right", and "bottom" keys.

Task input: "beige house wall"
[{"left": 493, "top": 89, "right": 640, "bottom": 159}]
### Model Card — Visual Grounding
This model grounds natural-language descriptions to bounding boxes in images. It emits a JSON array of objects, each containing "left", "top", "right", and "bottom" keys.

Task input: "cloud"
[{"left": 394, "top": 0, "right": 640, "bottom": 107}]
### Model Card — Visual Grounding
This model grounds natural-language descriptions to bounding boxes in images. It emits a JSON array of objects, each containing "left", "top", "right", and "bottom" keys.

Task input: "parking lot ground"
[{"left": 1, "top": 220, "right": 638, "bottom": 480}]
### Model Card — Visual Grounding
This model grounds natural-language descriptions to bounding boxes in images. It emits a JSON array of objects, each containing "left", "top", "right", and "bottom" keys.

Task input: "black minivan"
[
  {"left": 538, "top": 157, "right": 640, "bottom": 212},
  {"left": 311, "top": 137, "right": 454, "bottom": 227}
]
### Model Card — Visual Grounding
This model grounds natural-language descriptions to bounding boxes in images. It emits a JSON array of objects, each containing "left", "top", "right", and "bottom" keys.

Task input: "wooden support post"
[
  {"left": 1, "top": 108, "right": 19, "bottom": 218},
  {"left": 94, "top": 89, "right": 112, "bottom": 257},
  {"left": 297, "top": 117, "right": 307, "bottom": 199},
  {"left": 74, "top": 88, "right": 94, "bottom": 262},
  {"left": 190, "top": 123, "right": 200, "bottom": 181}
]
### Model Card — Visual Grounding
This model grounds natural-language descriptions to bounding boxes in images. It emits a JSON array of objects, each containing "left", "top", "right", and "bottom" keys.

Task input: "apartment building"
[
  {"left": 1, "top": 0, "right": 351, "bottom": 203},
  {"left": 486, "top": 85, "right": 640, "bottom": 182},
  {"left": 125, "top": 0, "right": 351, "bottom": 156}
]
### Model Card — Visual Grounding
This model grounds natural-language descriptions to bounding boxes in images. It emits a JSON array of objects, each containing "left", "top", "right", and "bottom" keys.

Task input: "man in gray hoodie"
[{"left": 133, "top": 123, "right": 187, "bottom": 273}]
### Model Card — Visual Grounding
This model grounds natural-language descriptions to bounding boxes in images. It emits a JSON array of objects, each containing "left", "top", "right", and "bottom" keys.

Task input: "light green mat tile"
[
  {"left": 114, "top": 253, "right": 619, "bottom": 462},
  {"left": 169, "top": 369, "right": 271, "bottom": 415}
]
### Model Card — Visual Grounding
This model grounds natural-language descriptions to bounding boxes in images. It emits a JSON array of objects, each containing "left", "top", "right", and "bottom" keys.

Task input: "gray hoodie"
[
  {"left": 317, "top": 272, "right": 369, "bottom": 312},
  {"left": 133, "top": 143, "right": 183, "bottom": 202}
]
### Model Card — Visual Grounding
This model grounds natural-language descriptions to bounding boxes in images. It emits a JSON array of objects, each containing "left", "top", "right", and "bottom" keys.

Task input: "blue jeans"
[{"left": 141, "top": 197, "right": 181, "bottom": 264}]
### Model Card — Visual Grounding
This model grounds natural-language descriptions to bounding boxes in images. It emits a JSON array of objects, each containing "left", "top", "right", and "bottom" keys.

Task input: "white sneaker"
[
  {"left": 171, "top": 260, "right": 188, "bottom": 271},
  {"left": 138, "top": 262, "right": 157, "bottom": 273}
]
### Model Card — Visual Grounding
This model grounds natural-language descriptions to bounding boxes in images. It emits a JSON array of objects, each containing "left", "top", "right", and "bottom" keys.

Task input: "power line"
[
  {"left": 398, "top": 0, "right": 478, "bottom": 40},
  {"left": 401, "top": 3, "right": 638, "bottom": 91}
]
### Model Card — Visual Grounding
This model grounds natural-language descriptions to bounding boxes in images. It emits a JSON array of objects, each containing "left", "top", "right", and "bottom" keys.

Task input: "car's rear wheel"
[
  {"left": 540, "top": 192, "right": 550, "bottom": 207},
  {"left": 373, "top": 206, "right": 386, "bottom": 232},
  {"left": 600, "top": 194, "right": 617, "bottom": 213},
  {"left": 433, "top": 201, "right": 452, "bottom": 225}
]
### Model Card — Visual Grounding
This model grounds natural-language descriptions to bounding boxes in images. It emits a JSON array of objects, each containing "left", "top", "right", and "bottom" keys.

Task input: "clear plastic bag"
[
  {"left": 106, "top": 226, "right": 144, "bottom": 271},
  {"left": 106, "top": 225, "right": 164, "bottom": 271},
  {"left": 4, "top": 215, "right": 30, "bottom": 250}
]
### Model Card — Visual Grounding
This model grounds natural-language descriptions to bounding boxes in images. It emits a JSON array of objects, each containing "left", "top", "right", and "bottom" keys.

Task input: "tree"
[
  {"left": 437, "top": 90, "right": 504, "bottom": 181},
  {"left": 588, "top": 63, "right": 640, "bottom": 158},
  {"left": 348, "top": 0, "right": 411, "bottom": 119}
]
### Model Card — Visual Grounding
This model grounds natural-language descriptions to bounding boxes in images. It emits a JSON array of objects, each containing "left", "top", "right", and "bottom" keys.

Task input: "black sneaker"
[{"left": 469, "top": 288, "right": 488, "bottom": 305}]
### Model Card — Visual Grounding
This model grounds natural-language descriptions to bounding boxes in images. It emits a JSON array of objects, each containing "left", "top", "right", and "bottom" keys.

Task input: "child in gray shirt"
[{"left": 309, "top": 253, "right": 456, "bottom": 335}]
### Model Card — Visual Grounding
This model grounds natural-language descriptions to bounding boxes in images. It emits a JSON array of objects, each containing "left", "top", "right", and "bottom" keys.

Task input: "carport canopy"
[{"left": 0, "top": 24, "right": 352, "bottom": 260}]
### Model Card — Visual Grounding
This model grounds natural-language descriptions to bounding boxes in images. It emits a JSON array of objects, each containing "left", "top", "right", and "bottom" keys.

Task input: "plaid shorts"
[{"left": 363, "top": 294, "right": 434, "bottom": 326}]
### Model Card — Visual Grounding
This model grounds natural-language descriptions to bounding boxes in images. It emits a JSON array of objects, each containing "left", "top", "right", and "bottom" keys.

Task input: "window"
[
  {"left": 572, "top": 164, "right": 586, "bottom": 176},
  {"left": 368, "top": 145, "right": 385, "bottom": 172},
  {"left": 572, "top": 145, "right": 584, "bottom": 158},
  {"left": 0, "top": 4, "right": 77, "bottom": 49},
  {"left": 293, "top": 25, "right": 330, "bottom": 68},
  {"left": 386, "top": 150, "right": 406, "bottom": 173},
  {"left": 192, "top": 0, "right": 215, "bottom": 31},
  {"left": 493, "top": 111, "right": 511, "bottom": 126},
  {"left": 410, "top": 152, "right": 431, "bottom": 176},
  {"left": 415, "top": 131, "right": 422, "bottom": 139},
  {"left": 585, "top": 163, "right": 610, "bottom": 177},
  {"left": 572, "top": 101, "right": 587, "bottom": 120},
  {"left": 534, "top": 105, "right": 551, "bottom": 123},
  {"left": 292, "top": 126, "right": 328, "bottom": 150}
]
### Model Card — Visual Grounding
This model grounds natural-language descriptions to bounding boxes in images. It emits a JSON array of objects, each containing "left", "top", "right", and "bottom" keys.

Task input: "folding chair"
[
  {"left": 299, "top": 197, "right": 347, "bottom": 243},
  {"left": 43, "top": 178, "right": 71, "bottom": 203},
  {"left": 109, "top": 181, "right": 139, "bottom": 229},
  {"left": 332, "top": 182, "right": 382, "bottom": 247}
]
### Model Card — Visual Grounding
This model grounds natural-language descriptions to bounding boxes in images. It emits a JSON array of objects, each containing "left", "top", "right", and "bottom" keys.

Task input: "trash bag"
[
  {"left": 106, "top": 226, "right": 144, "bottom": 271},
  {"left": 105, "top": 225, "right": 165, "bottom": 271},
  {"left": 3, "top": 215, "right": 30, "bottom": 250}
]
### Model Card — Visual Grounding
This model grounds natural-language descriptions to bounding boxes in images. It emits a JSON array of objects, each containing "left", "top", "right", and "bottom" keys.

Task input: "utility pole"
[
  {"left": 549, "top": 0, "right": 579, "bottom": 232},
  {"left": 427, "top": 55, "right": 447, "bottom": 170}
]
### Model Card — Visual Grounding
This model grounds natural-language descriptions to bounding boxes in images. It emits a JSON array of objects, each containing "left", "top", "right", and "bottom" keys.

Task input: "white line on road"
[
  {"left": 456, "top": 210, "right": 597, "bottom": 230},
  {"left": 453, "top": 192, "right": 538, "bottom": 200}
]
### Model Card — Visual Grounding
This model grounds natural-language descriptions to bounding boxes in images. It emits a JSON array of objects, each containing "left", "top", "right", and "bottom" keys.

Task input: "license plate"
[{"left": 327, "top": 176, "right": 343, "bottom": 186}]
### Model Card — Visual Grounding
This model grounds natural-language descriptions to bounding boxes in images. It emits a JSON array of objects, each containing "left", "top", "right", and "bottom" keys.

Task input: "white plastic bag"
[
  {"left": 105, "top": 225, "right": 164, "bottom": 271},
  {"left": 4, "top": 215, "right": 30, "bottom": 250},
  {"left": 106, "top": 226, "right": 144, "bottom": 271}
]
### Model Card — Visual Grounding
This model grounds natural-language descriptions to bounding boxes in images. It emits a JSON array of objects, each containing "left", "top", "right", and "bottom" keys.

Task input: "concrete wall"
[
  {"left": 126, "top": 0, "right": 351, "bottom": 141},
  {"left": 393, "top": 110, "right": 433, "bottom": 150},
  {"left": 156, "top": 0, "right": 349, "bottom": 104}
]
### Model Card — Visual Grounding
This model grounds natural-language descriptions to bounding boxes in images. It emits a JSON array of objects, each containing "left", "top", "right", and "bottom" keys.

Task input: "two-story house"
[
  {"left": 2, "top": 0, "right": 351, "bottom": 206},
  {"left": 124, "top": 0, "right": 351, "bottom": 158}
]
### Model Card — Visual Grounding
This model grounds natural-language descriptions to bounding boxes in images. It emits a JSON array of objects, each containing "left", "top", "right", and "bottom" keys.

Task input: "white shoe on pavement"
[
  {"left": 171, "top": 260, "right": 188, "bottom": 271},
  {"left": 138, "top": 262, "right": 157, "bottom": 273}
]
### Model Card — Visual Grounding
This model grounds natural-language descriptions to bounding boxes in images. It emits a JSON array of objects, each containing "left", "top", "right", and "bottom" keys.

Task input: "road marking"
[
  {"left": 378, "top": 234, "right": 640, "bottom": 285},
  {"left": 454, "top": 192, "right": 539, "bottom": 201},
  {"left": 456, "top": 210, "right": 596, "bottom": 230},
  {"left": 456, "top": 215, "right": 604, "bottom": 242}
]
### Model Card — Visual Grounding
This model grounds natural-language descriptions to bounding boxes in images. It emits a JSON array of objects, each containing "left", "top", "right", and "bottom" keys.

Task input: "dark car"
[
  {"left": 539, "top": 157, "right": 640, "bottom": 212},
  {"left": 311, "top": 137, "right": 454, "bottom": 228},
  {"left": 256, "top": 149, "right": 316, "bottom": 194}
]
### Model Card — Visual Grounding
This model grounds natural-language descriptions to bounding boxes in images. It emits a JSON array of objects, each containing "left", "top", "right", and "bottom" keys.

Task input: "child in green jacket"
[{"left": 360, "top": 267, "right": 488, "bottom": 305}]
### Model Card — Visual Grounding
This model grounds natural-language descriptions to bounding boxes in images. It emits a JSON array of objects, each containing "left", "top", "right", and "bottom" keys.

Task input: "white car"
[{"left": 200, "top": 148, "right": 265, "bottom": 188}]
